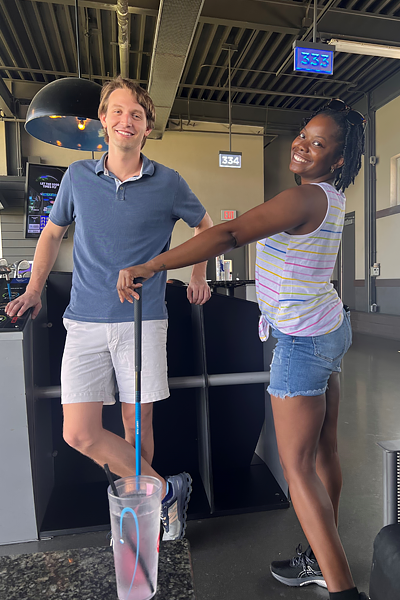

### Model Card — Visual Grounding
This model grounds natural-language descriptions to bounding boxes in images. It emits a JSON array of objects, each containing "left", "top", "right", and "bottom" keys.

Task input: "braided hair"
[{"left": 301, "top": 106, "right": 365, "bottom": 192}]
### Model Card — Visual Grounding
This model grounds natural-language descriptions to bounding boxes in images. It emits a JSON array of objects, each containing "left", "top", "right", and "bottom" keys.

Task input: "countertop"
[{"left": 0, "top": 539, "right": 195, "bottom": 600}]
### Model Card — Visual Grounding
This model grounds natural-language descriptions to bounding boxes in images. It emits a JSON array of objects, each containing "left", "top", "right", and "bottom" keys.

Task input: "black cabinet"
[{"left": 39, "top": 273, "right": 288, "bottom": 535}]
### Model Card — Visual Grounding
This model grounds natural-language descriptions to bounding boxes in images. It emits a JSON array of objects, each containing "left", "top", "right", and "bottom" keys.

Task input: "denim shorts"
[{"left": 267, "top": 310, "right": 352, "bottom": 399}]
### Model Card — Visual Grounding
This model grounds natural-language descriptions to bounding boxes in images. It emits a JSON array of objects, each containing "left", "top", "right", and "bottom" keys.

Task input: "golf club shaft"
[{"left": 134, "top": 282, "right": 142, "bottom": 477}]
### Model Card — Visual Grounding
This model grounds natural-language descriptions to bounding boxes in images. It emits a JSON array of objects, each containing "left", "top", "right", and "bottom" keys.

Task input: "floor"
[{"left": 1, "top": 332, "right": 400, "bottom": 600}]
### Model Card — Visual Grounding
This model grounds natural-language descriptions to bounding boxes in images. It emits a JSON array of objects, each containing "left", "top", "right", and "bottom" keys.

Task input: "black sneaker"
[{"left": 270, "top": 544, "right": 327, "bottom": 588}]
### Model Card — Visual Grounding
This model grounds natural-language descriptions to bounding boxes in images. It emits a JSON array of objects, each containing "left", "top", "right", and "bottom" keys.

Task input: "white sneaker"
[{"left": 161, "top": 472, "right": 192, "bottom": 541}]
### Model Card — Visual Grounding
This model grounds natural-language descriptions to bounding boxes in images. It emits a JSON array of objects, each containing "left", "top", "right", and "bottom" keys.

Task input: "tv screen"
[{"left": 25, "top": 163, "right": 67, "bottom": 238}]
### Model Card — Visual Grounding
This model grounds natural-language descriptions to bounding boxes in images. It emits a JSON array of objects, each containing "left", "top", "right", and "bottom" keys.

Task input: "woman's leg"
[
  {"left": 271, "top": 392, "right": 354, "bottom": 593},
  {"left": 316, "top": 372, "right": 342, "bottom": 525}
]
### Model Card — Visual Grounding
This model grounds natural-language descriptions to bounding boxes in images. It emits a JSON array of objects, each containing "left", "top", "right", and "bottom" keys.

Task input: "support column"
[{"left": 364, "top": 94, "right": 377, "bottom": 312}]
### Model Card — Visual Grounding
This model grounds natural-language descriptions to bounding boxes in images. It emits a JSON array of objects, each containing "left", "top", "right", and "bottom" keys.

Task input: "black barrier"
[{"left": 37, "top": 273, "right": 288, "bottom": 535}]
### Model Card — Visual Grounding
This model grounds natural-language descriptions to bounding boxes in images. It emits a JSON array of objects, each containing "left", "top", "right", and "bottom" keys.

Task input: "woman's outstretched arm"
[{"left": 117, "top": 184, "right": 323, "bottom": 303}]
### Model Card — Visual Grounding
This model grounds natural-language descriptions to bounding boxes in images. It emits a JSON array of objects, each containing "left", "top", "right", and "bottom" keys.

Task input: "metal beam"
[
  {"left": 0, "top": 77, "right": 16, "bottom": 118},
  {"left": 48, "top": 3, "right": 69, "bottom": 73},
  {"left": 31, "top": 2, "right": 58, "bottom": 74},
  {"left": 319, "top": 11, "right": 400, "bottom": 45},
  {"left": 179, "top": 83, "right": 327, "bottom": 100},
  {"left": 171, "top": 97, "right": 309, "bottom": 133},
  {"left": 28, "top": 0, "right": 159, "bottom": 17},
  {"left": 200, "top": 0, "right": 301, "bottom": 35},
  {"left": 96, "top": 8, "right": 106, "bottom": 78},
  {"left": 0, "top": 0, "right": 36, "bottom": 81}
]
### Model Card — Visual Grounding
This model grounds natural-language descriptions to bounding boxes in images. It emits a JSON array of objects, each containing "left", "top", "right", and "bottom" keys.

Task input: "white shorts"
[{"left": 61, "top": 319, "right": 169, "bottom": 405}]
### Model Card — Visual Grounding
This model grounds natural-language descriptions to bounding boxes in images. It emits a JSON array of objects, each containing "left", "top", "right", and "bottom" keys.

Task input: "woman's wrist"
[{"left": 148, "top": 258, "right": 166, "bottom": 273}]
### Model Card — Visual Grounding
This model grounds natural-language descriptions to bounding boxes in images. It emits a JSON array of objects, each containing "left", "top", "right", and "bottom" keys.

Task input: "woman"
[{"left": 117, "top": 100, "right": 368, "bottom": 600}]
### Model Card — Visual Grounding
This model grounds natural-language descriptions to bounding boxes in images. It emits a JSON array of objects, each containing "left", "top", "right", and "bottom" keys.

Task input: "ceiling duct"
[
  {"left": 117, "top": 0, "right": 129, "bottom": 78},
  {"left": 148, "top": 0, "right": 205, "bottom": 139}
]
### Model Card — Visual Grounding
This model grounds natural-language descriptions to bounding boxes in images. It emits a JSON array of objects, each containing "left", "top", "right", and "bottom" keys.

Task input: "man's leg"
[
  {"left": 63, "top": 402, "right": 166, "bottom": 496},
  {"left": 122, "top": 401, "right": 154, "bottom": 465}
]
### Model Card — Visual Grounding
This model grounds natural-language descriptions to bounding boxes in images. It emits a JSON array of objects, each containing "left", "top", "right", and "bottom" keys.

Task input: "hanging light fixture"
[{"left": 25, "top": 0, "right": 105, "bottom": 152}]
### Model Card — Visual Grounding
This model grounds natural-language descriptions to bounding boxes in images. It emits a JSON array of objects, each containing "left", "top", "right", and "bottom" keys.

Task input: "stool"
[{"left": 369, "top": 524, "right": 400, "bottom": 600}]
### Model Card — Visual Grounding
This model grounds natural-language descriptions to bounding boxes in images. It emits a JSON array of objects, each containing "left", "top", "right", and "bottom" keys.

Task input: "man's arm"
[
  {"left": 187, "top": 212, "right": 213, "bottom": 305},
  {"left": 6, "top": 221, "right": 69, "bottom": 318}
]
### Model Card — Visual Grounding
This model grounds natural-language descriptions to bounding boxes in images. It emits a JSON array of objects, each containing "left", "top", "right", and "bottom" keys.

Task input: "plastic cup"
[{"left": 108, "top": 476, "right": 162, "bottom": 600}]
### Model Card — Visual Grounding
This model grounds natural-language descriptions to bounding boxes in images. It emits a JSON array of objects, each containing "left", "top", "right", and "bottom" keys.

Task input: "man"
[{"left": 6, "top": 76, "right": 212, "bottom": 541}]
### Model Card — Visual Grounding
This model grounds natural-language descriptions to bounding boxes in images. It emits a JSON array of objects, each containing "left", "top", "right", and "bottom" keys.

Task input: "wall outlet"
[{"left": 371, "top": 263, "right": 380, "bottom": 277}]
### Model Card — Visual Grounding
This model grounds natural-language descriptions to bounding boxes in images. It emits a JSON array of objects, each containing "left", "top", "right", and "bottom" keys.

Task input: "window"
[{"left": 389, "top": 153, "right": 400, "bottom": 206}]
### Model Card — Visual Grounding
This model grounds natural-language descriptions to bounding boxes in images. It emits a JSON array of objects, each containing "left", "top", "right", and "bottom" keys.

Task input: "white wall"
[
  {"left": 344, "top": 162, "right": 365, "bottom": 280},
  {"left": 145, "top": 128, "right": 264, "bottom": 282},
  {"left": 376, "top": 95, "right": 400, "bottom": 278},
  {"left": 264, "top": 135, "right": 295, "bottom": 201}
]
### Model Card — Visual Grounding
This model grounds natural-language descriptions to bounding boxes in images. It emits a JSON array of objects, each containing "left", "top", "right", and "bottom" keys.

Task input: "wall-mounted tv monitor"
[{"left": 25, "top": 163, "right": 67, "bottom": 239}]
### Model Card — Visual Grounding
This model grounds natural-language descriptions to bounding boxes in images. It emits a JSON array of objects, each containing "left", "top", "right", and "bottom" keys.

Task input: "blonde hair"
[{"left": 98, "top": 76, "right": 156, "bottom": 148}]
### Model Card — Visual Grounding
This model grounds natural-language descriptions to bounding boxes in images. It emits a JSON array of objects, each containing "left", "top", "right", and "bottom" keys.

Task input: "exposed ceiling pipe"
[{"left": 117, "top": 0, "right": 129, "bottom": 78}]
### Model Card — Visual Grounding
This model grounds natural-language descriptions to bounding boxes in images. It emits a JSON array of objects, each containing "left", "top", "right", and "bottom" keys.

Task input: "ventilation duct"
[{"left": 148, "top": 0, "right": 205, "bottom": 139}]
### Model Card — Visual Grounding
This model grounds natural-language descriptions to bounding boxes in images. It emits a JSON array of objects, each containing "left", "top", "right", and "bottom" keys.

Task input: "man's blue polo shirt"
[{"left": 49, "top": 153, "right": 206, "bottom": 322}]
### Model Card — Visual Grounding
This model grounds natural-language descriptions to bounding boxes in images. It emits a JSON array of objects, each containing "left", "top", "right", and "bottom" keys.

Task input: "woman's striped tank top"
[{"left": 255, "top": 181, "right": 345, "bottom": 341}]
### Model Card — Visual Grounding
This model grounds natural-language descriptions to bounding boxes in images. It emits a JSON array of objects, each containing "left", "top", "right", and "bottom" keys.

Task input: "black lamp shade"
[{"left": 25, "top": 78, "right": 107, "bottom": 152}]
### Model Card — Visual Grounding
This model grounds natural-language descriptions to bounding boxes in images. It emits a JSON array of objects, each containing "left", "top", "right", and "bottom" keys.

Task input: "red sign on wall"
[{"left": 221, "top": 210, "right": 237, "bottom": 221}]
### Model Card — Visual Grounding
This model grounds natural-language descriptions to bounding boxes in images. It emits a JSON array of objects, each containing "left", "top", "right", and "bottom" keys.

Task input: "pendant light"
[{"left": 25, "top": 0, "right": 105, "bottom": 152}]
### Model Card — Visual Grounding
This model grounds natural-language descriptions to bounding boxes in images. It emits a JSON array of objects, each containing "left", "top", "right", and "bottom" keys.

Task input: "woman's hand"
[{"left": 117, "top": 264, "right": 155, "bottom": 303}]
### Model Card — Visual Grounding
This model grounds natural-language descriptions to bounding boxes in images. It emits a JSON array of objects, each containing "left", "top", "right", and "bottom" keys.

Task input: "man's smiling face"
[{"left": 100, "top": 88, "right": 152, "bottom": 153}]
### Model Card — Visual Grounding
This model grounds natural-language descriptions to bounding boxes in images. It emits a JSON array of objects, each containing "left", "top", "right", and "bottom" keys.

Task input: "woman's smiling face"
[{"left": 290, "top": 113, "right": 344, "bottom": 185}]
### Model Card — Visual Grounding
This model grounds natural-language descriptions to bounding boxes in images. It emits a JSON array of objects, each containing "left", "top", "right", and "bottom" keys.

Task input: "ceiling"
[{"left": 2, "top": 0, "right": 400, "bottom": 137}]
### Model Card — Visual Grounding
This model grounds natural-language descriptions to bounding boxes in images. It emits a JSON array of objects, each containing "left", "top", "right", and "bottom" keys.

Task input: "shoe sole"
[
  {"left": 270, "top": 568, "right": 327, "bottom": 588},
  {"left": 176, "top": 472, "right": 192, "bottom": 540}
]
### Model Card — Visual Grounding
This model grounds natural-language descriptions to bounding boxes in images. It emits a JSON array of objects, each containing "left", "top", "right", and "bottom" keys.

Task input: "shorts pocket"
[{"left": 312, "top": 321, "right": 348, "bottom": 363}]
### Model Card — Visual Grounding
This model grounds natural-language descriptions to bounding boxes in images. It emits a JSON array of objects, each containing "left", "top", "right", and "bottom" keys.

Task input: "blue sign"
[{"left": 293, "top": 41, "right": 334, "bottom": 75}]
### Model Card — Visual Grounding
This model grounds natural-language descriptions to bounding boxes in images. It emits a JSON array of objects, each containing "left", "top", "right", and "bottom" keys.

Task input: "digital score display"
[
  {"left": 293, "top": 41, "right": 335, "bottom": 75},
  {"left": 219, "top": 151, "right": 242, "bottom": 169},
  {"left": 25, "top": 163, "right": 67, "bottom": 238}
]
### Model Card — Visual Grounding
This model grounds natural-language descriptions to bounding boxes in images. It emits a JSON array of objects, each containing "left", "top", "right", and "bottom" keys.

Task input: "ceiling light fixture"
[
  {"left": 24, "top": 0, "right": 104, "bottom": 152},
  {"left": 328, "top": 39, "right": 400, "bottom": 60}
]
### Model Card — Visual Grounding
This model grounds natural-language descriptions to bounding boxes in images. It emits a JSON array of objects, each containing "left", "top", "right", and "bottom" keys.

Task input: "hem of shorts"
[
  {"left": 61, "top": 392, "right": 116, "bottom": 405},
  {"left": 63, "top": 312, "right": 168, "bottom": 323},
  {"left": 267, "top": 385, "right": 327, "bottom": 399},
  {"left": 119, "top": 389, "right": 170, "bottom": 404}
]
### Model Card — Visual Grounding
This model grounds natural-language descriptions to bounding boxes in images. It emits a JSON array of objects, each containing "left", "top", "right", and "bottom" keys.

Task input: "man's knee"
[
  {"left": 122, "top": 402, "right": 153, "bottom": 434},
  {"left": 63, "top": 423, "right": 101, "bottom": 453}
]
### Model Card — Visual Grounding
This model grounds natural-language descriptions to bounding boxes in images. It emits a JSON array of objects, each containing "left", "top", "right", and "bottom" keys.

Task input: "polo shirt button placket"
[{"left": 117, "top": 184, "right": 124, "bottom": 201}]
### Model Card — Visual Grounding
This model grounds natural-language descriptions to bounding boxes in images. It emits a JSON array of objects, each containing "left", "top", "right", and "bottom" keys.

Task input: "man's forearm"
[
  {"left": 27, "top": 228, "right": 66, "bottom": 294},
  {"left": 191, "top": 261, "right": 207, "bottom": 280}
]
